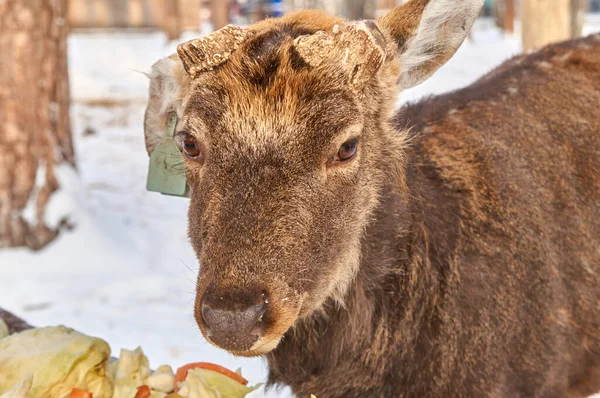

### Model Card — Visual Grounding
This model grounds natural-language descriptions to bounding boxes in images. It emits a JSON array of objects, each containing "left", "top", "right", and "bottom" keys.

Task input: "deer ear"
[
  {"left": 293, "top": 22, "right": 387, "bottom": 91},
  {"left": 177, "top": 25, "right": 252, "bottom": 78},
  {"left": 144, "top": 55, "right": 190, "bottom": 155},
  {"left": 378, "top": 0, "right": 484, "bottom": 89}
]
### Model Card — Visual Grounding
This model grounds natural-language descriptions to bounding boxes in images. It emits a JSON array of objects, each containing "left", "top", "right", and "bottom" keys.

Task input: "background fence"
[
  {"left": 67, "top": 0, "right": 600, "bottom": 38},
  {"left": 68, "top": 0, "right": 202, "bottom": 38}
]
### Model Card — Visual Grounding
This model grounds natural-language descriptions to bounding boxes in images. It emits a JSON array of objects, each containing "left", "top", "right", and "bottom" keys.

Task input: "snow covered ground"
[{"left": 1, "top": 16, "right": 599, "bottom": 397}]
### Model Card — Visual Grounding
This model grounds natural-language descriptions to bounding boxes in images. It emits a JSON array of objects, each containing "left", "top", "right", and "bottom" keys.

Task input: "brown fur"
[
  {"left": 266, "top": 34, "right": 600, "bottom": 398},
  {"left": 143, "top": 1, "right": 600, "bottom": 396}
]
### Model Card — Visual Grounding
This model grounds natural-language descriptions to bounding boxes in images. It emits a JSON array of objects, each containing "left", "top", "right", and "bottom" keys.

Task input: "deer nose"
[{"left": 200, "top": 291, "right": 268, "bottom": 352}]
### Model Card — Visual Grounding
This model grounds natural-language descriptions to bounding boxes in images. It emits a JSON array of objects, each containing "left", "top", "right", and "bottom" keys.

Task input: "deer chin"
[
  {"left": 242, "top": 335, "right": 284, "bottom": 357},
  {"left": 206, "top": 337, "right": 284, "bottom": 358}
]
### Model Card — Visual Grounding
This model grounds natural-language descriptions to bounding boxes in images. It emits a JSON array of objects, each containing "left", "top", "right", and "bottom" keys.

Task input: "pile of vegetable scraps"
[{"left": 0, "top": 319, "right": 261, "bottom": 398}]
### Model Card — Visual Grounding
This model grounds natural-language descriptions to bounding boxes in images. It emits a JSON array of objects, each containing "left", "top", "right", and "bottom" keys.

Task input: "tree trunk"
[
  {"left": 164, "top": 0, "right": 181, "bottom": 40},
  {"left": 0, "top": 0, "right": 74, "bottom": 250},
  {"left": 345, "top": 0, "right": 377, "bottom": 20},
  {"left": 571, "top": 0, "right": 589, "bottom": 38},
  {"left": 211, "top": 0, "right": 230, "bottom": 30},
  {"left": 494, "top": 0, "right": 505, "bottom": 29},
  {"left": 494, "top": 0, "right": 516, "bottom": 32},
  {"left": 522, "top": 0, "right": 571, "bottom": 52},
  {"left": 504, "top": 0, "right": 515, "bottom": 33}
]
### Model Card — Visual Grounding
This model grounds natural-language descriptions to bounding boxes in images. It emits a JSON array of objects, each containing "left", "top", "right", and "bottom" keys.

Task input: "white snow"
[{"left": 1, "top": 16, "right": 599, "bottom": 398}]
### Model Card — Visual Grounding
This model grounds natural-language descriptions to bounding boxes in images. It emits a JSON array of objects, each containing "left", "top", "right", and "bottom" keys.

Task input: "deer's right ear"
[
  {"left": 143, "top": 54, "right": 191, "bottom": 155},
  {"left": 378, "top": 0, "right": 484, "bottom": 89}
]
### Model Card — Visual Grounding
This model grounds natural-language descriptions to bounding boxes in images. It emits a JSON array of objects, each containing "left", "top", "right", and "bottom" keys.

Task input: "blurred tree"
[
  {"left": 522, "top": 0, "right": 570, "bottom": 51},
  {"left": 212, "top": 0, "right": 231, "bottom": 30},
  {"left": 504, "top": 0, "right": 515, "bottom": 33},
  {"left": 345, "top": 0, "right": 377, "bottom": 19},
  {"left": 494, "top": 0, "right": 515, "bottom": 33},
  {"left": 0, "top": 0, "right": 74, "bottom": 250},
  {"left": 164, "top": 0, "right": 182, "bottom": 40},
  {"left": 571, "top": 0, "right": 589, "bottom": 37}
]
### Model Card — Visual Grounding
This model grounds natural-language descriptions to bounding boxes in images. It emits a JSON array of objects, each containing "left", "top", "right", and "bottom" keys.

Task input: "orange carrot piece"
[
  {"left": 69, "top": 389, "right": 93, "bottom": 398},
  {"left": 174, "top": 362, "right": 248, "bottom": 391},
  {"left": 134, "top": 385, "right": 151, "bottom": 398}
]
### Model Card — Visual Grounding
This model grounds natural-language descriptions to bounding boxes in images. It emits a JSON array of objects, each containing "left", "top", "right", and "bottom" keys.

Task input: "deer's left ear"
[{"left": 378, "top": 0, "right": 484, "bottom": 89}]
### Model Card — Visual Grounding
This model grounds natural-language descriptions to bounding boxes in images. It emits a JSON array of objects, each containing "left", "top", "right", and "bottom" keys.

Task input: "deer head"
[{"left": 144, "top": 0, "right": 483, "bottom": 357}]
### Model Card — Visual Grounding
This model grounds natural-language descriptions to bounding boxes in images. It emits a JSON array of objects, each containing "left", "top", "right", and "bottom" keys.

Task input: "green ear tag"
[{"left": 146, "top": 112, "right": 190, "bottom": 198}]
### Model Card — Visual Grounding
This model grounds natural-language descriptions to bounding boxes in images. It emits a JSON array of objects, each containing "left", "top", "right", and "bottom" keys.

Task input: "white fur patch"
[
  {"left": 399, "top": 0, "right": 484, "bottom": 88},
  {"left": 328, "top": 241, "right": 362, "bottom": 308},
  {"left": 537, "top": 61, "right": 552, "bottom": 69},
  {"left": 556, "top": 51, "right": 572, "bottom": 63}
]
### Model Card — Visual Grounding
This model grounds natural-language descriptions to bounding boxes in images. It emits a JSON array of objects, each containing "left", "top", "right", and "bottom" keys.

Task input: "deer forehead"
[{"left": 182, "top": 58, "right": 362, "bottom": 145}]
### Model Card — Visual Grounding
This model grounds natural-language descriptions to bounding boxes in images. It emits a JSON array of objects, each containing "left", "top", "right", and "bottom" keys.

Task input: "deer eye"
[
  {"left": 179, "top": 132, "right": 202, "bottom": 161},
  {"left": 333, "top": 138, "right": 359, "bottom": 163}
]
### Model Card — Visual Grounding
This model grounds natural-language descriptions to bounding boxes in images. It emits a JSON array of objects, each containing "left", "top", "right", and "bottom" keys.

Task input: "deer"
[{"left": 142, "top": 0, "right": 600, "bottom": 396}]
